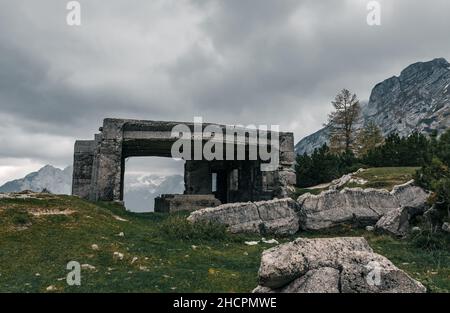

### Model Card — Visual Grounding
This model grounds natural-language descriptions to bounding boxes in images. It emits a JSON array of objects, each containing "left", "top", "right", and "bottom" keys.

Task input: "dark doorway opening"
[{"left": 123, "top": 157, "right": 185, "bottom": 212}]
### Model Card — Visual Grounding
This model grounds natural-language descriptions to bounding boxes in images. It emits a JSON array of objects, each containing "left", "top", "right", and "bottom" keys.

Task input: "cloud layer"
[{"left": 1, "top": 0, "right": 450, "bottom": 183}]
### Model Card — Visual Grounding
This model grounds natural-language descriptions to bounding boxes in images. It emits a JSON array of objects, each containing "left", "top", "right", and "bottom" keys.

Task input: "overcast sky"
[{"left": 0, "top": 0, "right": 450, "bottom": 184}]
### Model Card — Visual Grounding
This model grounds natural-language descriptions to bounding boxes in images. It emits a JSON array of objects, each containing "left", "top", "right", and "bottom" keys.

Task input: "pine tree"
[
  {"left": 355, "top": 121, "right": 384, "bottom": 157},
  {"left": 326, "top": 89, "right": 361, "bottom": 154}
]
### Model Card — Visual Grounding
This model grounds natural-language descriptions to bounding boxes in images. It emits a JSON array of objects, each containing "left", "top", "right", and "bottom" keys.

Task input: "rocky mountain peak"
[
  {"left": 296, "top": 58, "right": 450, "bottom": 155},
  {"left": 0, "top": 165, "right": 73, "bottom": 194}
]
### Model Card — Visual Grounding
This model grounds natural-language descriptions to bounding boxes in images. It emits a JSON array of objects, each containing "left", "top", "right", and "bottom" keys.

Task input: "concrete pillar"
[
  {"left": 91, "top": 119, "right": 125, "bottom": 201},
  {"left": 72, "top": 140, "right": 96, "bottom": 199}
]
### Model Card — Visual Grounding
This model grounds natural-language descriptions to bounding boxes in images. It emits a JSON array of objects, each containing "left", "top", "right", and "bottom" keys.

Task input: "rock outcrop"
[
  {"left": 374, "top": 182, "right": 431, "bottom": 236},
  {"left": 296, "top": 58, "right": 450, "bottom": 155},
  {"left": 375, "top": 207, "right": 410, "bottom": 237},
  {"left": 297, "top": 180, "right": 429, "bottom": 230},
  {"left": 253, "top": 237, "right": 426, "bottom": 293},
  {"left": 187, "top": 198, "right": 300, "bottom": 235},
  {"left": 188, "top": 181, "right": 429, "bottom": 234}
]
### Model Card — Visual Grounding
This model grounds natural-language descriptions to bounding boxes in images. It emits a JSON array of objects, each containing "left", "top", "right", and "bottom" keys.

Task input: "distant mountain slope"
[
  {"left": 296, "top": 58, "right": 450, "bottom": 155},
  {"left": 0, "top": 165, "right": 72, "bottom": 194},
  {"left": 0, "top": 165, "right": 185, "bottom": 212},
  {"left": 123, "top": 173, "right": 184, "bottom": 212}
]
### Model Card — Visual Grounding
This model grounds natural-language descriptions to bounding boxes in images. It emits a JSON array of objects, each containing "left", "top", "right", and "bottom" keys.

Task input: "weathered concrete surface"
[
  {"left": 253, "top": 237, "right": 426, "bottom": 293},
  {"left": 297, "top": 180, "right": 429, "bottom": 230},
  {"left": 154, "top": 194, "right": 221, "bottom": 213},
  {"left": 187, "top": 198, "right": 300, "bottom": 235}
]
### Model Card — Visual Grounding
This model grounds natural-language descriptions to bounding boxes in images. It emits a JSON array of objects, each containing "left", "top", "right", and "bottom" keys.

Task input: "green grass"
[
  {"left": 293, "top": 187, "right": 325, "bottom": 198},
  {"left": 0, "top": 194, "right": 448, "bottom": 293},
  {"left": 343, "top": 167, "right": 419, "bottom": 190}
]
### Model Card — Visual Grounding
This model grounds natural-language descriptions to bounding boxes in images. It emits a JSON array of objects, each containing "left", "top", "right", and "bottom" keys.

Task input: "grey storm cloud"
[{"left": 0, "top": 0, "right": 450, "bottom": 182}]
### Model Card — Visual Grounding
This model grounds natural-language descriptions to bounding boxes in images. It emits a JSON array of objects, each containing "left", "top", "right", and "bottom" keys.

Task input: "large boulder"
[
  {"left": 253, "top": 237, "right": 426, "bottom": 293},
  {"left": 391, "top": 180, "right": 430, "bottom": 213},
  {"left": 297, "top": 180, "right": 429, "bottom": 230},
  {"left": 187, "top": 198, "right": 300, "bottom": 235},
  {"left": 374, "top": 181, "right": 431, "bottom": 236},
  {"left": 375, "top": 207, "right": 410, "bottom": 237}
]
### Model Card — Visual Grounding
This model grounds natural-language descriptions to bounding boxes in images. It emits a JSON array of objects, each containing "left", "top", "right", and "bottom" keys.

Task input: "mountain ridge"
[
  {"left": 295, "top": 57, "right": 450, "bottom": 155},
  {"left": 0, "top": 165, "right": 185, "bottom": 212},
  {"left": 0, "top": 165, "right": 73, "bottom": 195}
]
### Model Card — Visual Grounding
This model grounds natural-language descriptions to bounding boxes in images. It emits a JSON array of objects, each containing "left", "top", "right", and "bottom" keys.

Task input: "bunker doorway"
[{"left": 123, "top": 157, "right": 185, "bottom": 212}]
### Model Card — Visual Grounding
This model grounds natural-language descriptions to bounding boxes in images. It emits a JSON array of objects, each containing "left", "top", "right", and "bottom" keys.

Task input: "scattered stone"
[
  {"left": 112, "top": 215, "right": 128, "bottom": 222},
  {"left": 262, "top": 238, "right": 279, "bottom": 244},
  {"left": 91, "top": 244, "right": 99, "bottom": 250},
  {"left": 131, "top": 257, "right": 138, "bottom": 264},
  {"left": 113, "top": 252, "right": 124, "bottom": 260},
  {"left": 253, "top": 237, "right": 426, "bottom": 293},
  {"left": 35, "top": 273, "right": 40, "bottom": 277},
  {"left": 245, "top": 241, "right": 259, "bottom": 246},
  {"left": 46, "top": 285, "right": 57, "bottom": 291},
  {"left": 191, "top": 245, "right": 198, "bottom": 250},
  {"left": 81, "top": 264, "right": 96, "bottom": 271},
  {"left": 117, "top": 232, "right": 124, "bottom": 237},
  {"left": 366, "top": 226, "right": 375, "bottom": 232},
  {"left": 412, "top": 226, "right": 421, "bottom": 233},
  {"left": 188, "top": 198, "right": 300, "bottom": 235},
  {"left": 442, "top": 222, "right": 450, "bottom": 233}
]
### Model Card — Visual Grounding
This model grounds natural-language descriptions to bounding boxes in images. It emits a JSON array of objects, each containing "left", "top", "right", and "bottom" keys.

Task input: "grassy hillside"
[
  {"left": 295, "top": 167, "right": 419, "bottom": 198},
  {"left": 0, "top": 192, "right": 449, "bottom": 293},
  {"left": 343, "top": 167, "right": 419, "bottom": 190}
]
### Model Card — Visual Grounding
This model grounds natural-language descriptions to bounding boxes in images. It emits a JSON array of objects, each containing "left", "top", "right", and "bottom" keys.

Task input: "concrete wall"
[
  {"left": 72, "top": 140, "right": 96, "bottom": 199},
  {"left": 72, "top": 118, "right": 296, "bottom": 205}
]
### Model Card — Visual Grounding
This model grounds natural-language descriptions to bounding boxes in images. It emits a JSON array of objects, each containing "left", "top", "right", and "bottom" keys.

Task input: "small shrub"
[
  {"left": 410, "top": 228, "right": 450, "bottom": 251},
  {"left": 10, "top": 210, "right": 31, "bottom": 226},
  {"left": 158, "top": 214, "right": 228, "bottom": 241}
]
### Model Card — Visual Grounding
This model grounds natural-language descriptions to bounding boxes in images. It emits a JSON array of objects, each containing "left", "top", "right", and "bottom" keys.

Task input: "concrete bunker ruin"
[{"left": 72, "top": 118, "right": 296, "bottom": 212}]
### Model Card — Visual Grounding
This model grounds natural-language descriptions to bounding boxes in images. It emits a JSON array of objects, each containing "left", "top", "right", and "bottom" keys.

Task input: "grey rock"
[
  {"left": 254, "top": 237, "right": 426, "bottom": 293},
  {"left": 375, "top": 207, "right": 410, "bottom": 237},
  {"left": 280, "top": 267, "right": 340, "bottom": 293},
  {"left": 442, "top": 222, "right": 450, "bottom": 233},
  {"left": 412, "top": 226, "right": 422, "bottom": 233},
  {"left": 187, "top": 198, "right": 300, "bottom": 235},
  {"left": 296, "top": 58, "right": 450, "bottom": 155},
  {"left": 391, "top": 180, "right": 430, "bottom": 212},
  {"left": 257, "top": 237, "right": 372, "bottom": 289},
  {"left": 297, "top": 188, "right": 393, "bottom": 230},
  {"left": 374, "top": 181, "right": 430, "bottom": 236},
  {"left": 297, "top": 180, "right": 429, "bottom": 230},
  {"left": 366, "top": 226, "right": 375, "bottom": 232},
  {"left": 339, "top": 251, "right": 426, "bottom": 293}
]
